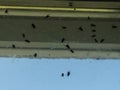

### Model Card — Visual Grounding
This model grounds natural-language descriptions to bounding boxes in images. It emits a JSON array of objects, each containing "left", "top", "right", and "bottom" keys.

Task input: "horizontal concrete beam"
[
  {"left": 0, "top": 0, "right": 119, "bottom": 9},
  {"left": 0, "top": 1, "right": 119, "bottom": 59}
]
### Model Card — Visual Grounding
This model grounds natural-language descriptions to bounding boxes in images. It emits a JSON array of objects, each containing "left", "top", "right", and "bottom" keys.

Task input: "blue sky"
[{"left": 0, "top": 57, "right": 120, "bottom": 90}]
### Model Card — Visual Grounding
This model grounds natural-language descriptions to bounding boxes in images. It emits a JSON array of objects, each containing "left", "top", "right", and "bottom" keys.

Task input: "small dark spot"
[
  {"left": 70, "top": 49, "right": 74, "bottom": 53},
  {"left": 96, "top": 58, "right": 100, "bottom": 60},
  {"left": 94, "top": 39, "right": 98, "bottom": 43},
  {"left": 112, "top": 25, "right": 117, "bottom": 28},
  {"left": 22, "top": 33, "right": 25, "bottom": 38},
  {"left": 62, "top": 26, "right": 67, "bottom": 29},
  {"left": 31, "top": 23, "right": 36, "bottom": 29},
  {"left": 67, "top": 71, "right": 70, "bottom": 76},
  {"left": 88, "top": 16, "right": 91, "bottom": 20},
  {"left": 12, "top": 44, "right": 16, "bottom": 48},
  {"left": 65, "top": 44, "right": 70, "bottom": 49},
  {"left": 91, "top": 35, "right": 96, "bottom": 38},
  {"left": 5, "top": 9, "right": 8, "bottom": 13},
  {"left": 92, "top": 29, "right": 96, "bottom": 32},
  {"left": 61, "top": 38, "right": 65, "bottom": 43},
  {"left": 25, "top": 39, "right": 31, "bottom": 43},
  {"left": 68, "top": 2, "right": 73, "bottom": 7},
  {"left": 61, "top": 73, "right": 64, "bottom": 77},
  {"left": 74, "top": 8, "right": 76, "bottom": 11},
  {"left": 34, "top": 53, "right": 37, "bottom": 57},
  {"left": 100, "top": 39, "right": 105, "bottom": 43},
  {"left": 78, "top": 27, "right": 83, "bottom": 31},
  {"left": 45, "top": 14, "right": 50, "bottom": 18},
  {"left": 91, "top": 24, "right": 96, "bottom": 27}
]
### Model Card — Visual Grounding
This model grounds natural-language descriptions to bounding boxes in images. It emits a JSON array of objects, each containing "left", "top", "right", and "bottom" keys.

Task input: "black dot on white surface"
[
  {"left": 12, "top": 44, "right": 16, "bottom": 48},
  {"left": 94, "top": 39, "right": 98, "bottom": 43},
  {"left": 68, "top": 2, "right": 73, "bottom": 7},
  {"left": 31, "top": 23, "right": 36, "bottom": 29},
  {"left": 65, "top": 44, "right": 70, "bottom": 49},
  {"left": 112, "top": 25, "right": 117, "bottom": 29},
  {"left": 92, "top": 29, "right": 96, "bottom": 32},
  {"left": 74, "top": 8, "right": 76, "bottom": 11},
  {"left": 45, "top": 14, "right": 50, "bottom": 18},
  {"left": 91, "top": 24, "right": 96, "bottom": 27},
  {"left": 91, "top": 35, "right": 96, "bottom": 38},
  {"left": 22, "top": 33, "right": 25, "bottom": 38},
  {"left": 25, "top": 39, "right": 31, "bottom": 43},
  {"left": 34, "top": 53, "right": 37, "bottom": 57},
  {"left": 88, "top": 16, "right": 91, "bottom": 20},
  {"left": 70, "top": 49, "right": 74, "bottom": 53},
  {"left": 61, "top": 38, "right": 65, "bottom": 43},
  {"left": 62, "top": 26, "right": 67, "bottom": 29},
  {"left": 5, "top": 9, "right": 8, "bottom": 13},
  {"left": 100, "top": 39, "right": 105, "bottom": 43},
  {"left": 78, "top": 27, "right": 83, "bottom": 31}
]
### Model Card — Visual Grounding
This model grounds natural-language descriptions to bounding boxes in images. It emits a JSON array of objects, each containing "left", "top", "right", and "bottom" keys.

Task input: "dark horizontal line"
[
  {"left": 0, "top": 46, "right": 119, "bottom": 52},
  {"left": 0, "top": 15, "right": 119, "bottom": 22}
]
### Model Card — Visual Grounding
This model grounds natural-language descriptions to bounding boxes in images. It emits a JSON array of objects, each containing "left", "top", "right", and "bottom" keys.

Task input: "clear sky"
[{"left": 0, "top": 57, "right": 120, "bottom": 90}]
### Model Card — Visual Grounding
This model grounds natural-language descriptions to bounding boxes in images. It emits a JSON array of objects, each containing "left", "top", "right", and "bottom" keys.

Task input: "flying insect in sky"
[{"left": 67, "top": 71, "right": 71, "bottom": 77}]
